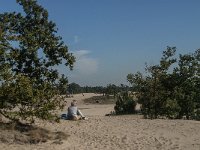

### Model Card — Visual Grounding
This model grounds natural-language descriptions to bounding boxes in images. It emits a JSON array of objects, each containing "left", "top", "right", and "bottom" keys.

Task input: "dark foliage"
[
  {"left": 0, "top": 0, "right": 75, "bottom": 123},
  {"left": 127, "top": 47, "right": 200, "bottom": 120},
  {"left": 114, "top": 92, "right": 137, "bottom": 115}
]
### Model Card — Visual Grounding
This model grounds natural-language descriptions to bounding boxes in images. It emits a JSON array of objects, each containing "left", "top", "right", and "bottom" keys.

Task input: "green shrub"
[
  {"left": 114, "top": 92, "right": 137, "bottom": 115},
  {"left": 193, "top": 109, "right": 200, "bottom": 121},
  {"left": 164, "top": 98, "right": 181, "bottom": 119}
]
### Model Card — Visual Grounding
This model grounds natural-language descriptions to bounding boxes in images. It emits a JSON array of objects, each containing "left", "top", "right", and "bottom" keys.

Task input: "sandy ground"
[{"left": 1, "top": 93, "right": 200, "bottom": 150}]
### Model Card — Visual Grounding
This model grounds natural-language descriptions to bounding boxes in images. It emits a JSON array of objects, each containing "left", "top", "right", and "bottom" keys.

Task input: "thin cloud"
[{"left": 73, "top": 50, "right": 98, "bottom": 75}]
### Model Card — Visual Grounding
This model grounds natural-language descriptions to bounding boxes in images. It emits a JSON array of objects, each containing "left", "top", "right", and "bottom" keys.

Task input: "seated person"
[{"left": 66, "top": 100, "right": 86, "bottom": 120}]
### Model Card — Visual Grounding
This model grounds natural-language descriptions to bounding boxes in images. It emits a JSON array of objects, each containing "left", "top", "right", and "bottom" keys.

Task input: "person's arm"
[{"left": 77, "top": 109, "right": 84, "bottom": 117}]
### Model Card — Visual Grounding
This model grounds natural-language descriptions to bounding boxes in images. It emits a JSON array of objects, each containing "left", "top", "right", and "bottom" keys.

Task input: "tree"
[
  {"left": 0, "top": 0, "right": 75, "bottom": 123},
  {"left": 127, "top": 47, "right": 200, "bottom": 119},
  {"left": 68, "top": 83, "right": 82, "bottom": 94},
  {"left": 105, "top": 84, "right": 119, "bottom": 98},
  {"left": 173, "top": 50, "right": 200, "bottom": 118}
]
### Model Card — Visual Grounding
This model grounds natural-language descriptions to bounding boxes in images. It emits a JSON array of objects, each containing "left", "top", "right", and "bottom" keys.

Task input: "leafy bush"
[
  {"left": 114, "top": 92, "right": 137, "bottom": 115},
  {"left": 192, "top": 109, "right": 200, "bottom": 121},
  {"left": 164, "top": 98, "right": 181, "bottom": 119},
  {"left": 0, "top": 74, "right": 66, "bottom": 123},
  {"left": 127, "top": 47, "right": 200, "bottom": 120}
]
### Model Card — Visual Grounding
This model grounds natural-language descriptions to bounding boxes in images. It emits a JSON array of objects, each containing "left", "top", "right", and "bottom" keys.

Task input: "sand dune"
[{"left": 1, "top": 93, "right": 200, "bottom": 150}]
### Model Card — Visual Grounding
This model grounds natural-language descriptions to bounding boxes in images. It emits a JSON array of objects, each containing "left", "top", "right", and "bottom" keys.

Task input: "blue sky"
[{"left": 1, "top": 0, "right": 200, "bottom": 86}]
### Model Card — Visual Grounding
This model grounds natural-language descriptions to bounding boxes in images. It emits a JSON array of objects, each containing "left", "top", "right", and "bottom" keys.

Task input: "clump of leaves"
[{"left": 114, "top": 92, "right": 137, "bottom": 115}]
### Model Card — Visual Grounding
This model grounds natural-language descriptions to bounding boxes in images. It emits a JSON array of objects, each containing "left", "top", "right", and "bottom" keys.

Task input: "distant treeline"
[{"left": 66, "top": 83, "right": 132, "bottom": 96}]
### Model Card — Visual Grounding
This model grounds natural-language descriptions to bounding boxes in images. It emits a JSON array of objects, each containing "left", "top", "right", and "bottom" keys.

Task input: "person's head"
[{"left": 71, "top": 100, "right": 77, "bottom": 106}]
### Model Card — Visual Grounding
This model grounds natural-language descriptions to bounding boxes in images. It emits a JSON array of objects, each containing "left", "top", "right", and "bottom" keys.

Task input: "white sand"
[{"left": 1, "top": 93, "right": 200, "bottom": 150}]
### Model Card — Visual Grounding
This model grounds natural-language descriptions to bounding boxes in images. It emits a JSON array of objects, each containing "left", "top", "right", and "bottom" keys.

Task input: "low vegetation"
[
  {"left": 114, "top": 92, "right": 137, "bottom": 115},
  {"left": 0, "top": 121, "right": 69, "bottom": 144}
]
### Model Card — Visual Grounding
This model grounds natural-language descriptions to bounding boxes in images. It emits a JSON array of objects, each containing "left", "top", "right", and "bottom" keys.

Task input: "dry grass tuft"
[{"left": 0, "top": 122, "right": 69, "bottom": 144}]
